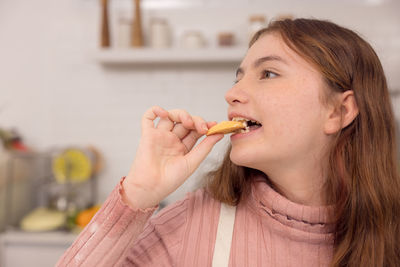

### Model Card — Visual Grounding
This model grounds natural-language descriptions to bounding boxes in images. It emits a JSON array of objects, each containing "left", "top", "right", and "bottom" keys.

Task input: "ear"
[{"left": 324, "top": 90, "right": 359, "bottom": 135}]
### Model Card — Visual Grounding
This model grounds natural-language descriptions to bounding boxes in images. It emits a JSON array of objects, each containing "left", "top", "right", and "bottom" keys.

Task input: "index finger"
[
  {"left": 141, "top": 106, "right": 168, "bottom": 132},
  {"left": 167, "top": 109, "right": 195, "bottom": 129}
]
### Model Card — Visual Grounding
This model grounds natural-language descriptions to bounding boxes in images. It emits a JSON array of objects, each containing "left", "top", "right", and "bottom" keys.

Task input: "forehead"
[{"left": 241, "top": 33, "right": 316, "bottom": 73}]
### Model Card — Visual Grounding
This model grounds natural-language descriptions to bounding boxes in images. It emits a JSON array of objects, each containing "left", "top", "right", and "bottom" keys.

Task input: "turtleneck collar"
[{"left": 246, "top": 176, "right": 335, "bottom": 236}]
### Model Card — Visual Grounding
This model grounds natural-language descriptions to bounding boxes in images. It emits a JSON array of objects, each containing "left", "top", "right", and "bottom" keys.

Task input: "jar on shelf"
[
  {"left": 218, "top": 32, "right": 235, "bottom": 47},
  {"left": 116, "top": 17, "right": 132, "bottom": 48},
  {"left": 150, "top": 18, "right": 172, "bottom": 48},
  {"left": 248, "top": 15, "right": 267, "bottom": 42},
  {"left": 275, "top": 13, "right": 295, "bottom": 21},
  {"left": 181, "top": 31, "right": 207, "bottom": 49}
]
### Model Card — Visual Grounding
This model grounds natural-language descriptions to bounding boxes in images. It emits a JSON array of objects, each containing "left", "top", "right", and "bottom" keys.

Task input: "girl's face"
[{"left": 226, "top": 33, "right": 333, "bottom": 174}]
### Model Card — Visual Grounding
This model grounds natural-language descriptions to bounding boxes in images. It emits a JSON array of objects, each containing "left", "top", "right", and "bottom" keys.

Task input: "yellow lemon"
[{"left": 53, "top": 148, "right": 92, "bottom": 183}]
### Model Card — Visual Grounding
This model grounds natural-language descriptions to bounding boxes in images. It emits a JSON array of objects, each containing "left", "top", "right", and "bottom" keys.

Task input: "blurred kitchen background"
[{"left": 0, "top": 0, "right": 399, "bottom": 266}]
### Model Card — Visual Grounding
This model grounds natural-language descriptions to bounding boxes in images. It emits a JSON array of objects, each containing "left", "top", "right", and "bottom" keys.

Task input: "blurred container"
[
  {"left": 150, "top": 18, "right": 172, "bottom": 48},
  {"left": 218, "top": 32, "right": 235, "bottom": 47},
  {"left": 117, "top": 17, "right": 132, "bottom": 48},
  {"left": 275, "top": 13, "right": 294, "bottom": 21},
  {"left": 248, "top": 15, "right": 267, "bottom": 42},
  {"left": 47, "top": 147, "right": 99, "bottom": 214},
  {"left": 181, "top": 31, "right": 206, "bottom": 49},
  {"left": 0, "top": 150, "right": 52, "bottom": 232},
  {"left": 0, "top": 146, "right": 99, "bottom": 233}
]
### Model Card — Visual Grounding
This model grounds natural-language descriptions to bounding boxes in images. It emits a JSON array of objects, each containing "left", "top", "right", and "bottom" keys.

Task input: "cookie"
[{"left": 206, "top": 121, "right": 246, "bottom": 136}]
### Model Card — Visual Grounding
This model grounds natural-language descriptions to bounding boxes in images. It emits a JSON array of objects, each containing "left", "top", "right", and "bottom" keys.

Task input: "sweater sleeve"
[
  {"left": 56, "top": 178, "right": 158, "bottom": 267},
  {"left": 56, "top": 178, "right": 192, "bottom": 267}
]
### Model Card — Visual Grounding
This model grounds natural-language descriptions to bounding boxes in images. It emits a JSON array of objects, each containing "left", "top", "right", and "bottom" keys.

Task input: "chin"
[{"left": 229, "top": 147, "right": 258, "bottom": 169}]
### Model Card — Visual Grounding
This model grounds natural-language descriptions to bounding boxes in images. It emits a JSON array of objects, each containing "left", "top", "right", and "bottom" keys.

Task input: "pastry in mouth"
[{"left": 206, "top": 117, "right": 262, "bottom": 136}]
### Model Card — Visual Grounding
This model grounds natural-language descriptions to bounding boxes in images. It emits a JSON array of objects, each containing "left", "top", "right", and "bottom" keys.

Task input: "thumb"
[{"left": 184, "top": 134, "right": 224, "bottom": 175}]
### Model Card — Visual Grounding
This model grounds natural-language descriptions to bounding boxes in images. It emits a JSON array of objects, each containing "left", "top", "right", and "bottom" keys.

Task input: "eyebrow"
[{"left": 236, "top": 55, "right": 288, "bottom": 77}]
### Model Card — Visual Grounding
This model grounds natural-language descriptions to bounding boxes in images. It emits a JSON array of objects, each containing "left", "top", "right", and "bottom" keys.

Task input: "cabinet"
[{"left": 0, "top": 231, "right": 76, "bottom": 267}]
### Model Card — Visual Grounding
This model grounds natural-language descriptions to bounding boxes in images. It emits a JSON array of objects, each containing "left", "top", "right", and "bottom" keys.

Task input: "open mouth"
[{"left": 232, "top": 117, "right": 262, "bottom": 133}]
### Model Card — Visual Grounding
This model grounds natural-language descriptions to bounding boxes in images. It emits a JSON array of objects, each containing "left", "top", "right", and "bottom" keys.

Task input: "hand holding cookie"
[{"left": 122, "top": 106, "right": 224, "bottom": 209}]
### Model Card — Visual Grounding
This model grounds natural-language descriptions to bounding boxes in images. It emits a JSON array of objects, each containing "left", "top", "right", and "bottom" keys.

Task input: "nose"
[{"left": 225, "top": 82, "right": 249, "bottom": 105}]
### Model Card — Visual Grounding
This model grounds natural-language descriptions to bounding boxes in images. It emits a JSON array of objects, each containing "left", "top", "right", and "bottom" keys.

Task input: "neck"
[{"left": 260, "top": 161, "right": 327, "bottom": 206}]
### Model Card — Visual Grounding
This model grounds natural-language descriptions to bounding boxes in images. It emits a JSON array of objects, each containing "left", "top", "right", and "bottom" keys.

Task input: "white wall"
[{"left": 1, "top": 0, "right": 399, "bottom": 204}]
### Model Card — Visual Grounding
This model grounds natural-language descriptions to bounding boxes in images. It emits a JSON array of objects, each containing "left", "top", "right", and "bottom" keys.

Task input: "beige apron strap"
[{"left": 212, "top": 202, "right": 237, "bottom": 267}]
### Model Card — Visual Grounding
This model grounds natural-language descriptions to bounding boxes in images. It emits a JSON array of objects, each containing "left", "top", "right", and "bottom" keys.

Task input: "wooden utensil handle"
[
  {"left": 100, "top": 0, "right": 110, "bottom": 47},
  {"left": 131, "top": 0, "right": 144, "bottom": 47}
]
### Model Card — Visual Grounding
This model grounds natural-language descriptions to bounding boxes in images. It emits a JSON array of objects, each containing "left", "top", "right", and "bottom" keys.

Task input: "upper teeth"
[{"left": 232, "top": 117, "right": 260, "bottom": 125}]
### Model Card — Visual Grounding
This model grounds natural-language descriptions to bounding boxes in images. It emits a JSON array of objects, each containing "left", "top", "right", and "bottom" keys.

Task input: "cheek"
[{"left": 263, "top": 82, "right": 325, "bottom": 140}]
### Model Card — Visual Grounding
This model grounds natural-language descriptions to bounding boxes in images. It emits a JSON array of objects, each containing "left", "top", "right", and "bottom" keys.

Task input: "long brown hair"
[{"left": 206, "top": 18, "right": 400, "bottom": 266}]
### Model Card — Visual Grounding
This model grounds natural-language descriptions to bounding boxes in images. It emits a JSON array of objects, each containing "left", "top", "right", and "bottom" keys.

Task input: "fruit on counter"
[
  {"left": 20, "top": 207, "right": 66, "bottom": 232},
  {"left": 0, "top": 128, "right": 30, "bottom": 152},
  {"left": 52, "top": 148, "right": 93, "bottom": 184},
  {"left": 76, "top": 205, "right": 101, "bottom": 228}
]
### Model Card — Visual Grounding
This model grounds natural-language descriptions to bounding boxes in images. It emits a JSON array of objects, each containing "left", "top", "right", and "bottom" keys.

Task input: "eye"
[
  {"left": 233, "top": 77, "right": 242, "bottom": 84},
  {"left": 261, "top": 70, "right": 278, "bottom": 79}
]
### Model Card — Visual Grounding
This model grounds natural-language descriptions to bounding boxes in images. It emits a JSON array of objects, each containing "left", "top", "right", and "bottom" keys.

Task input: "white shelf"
[
  {"left": 92, "top": 46, "right": 400, "bottom": 91},
  {"left": 93, "top": 47, "right": 247, "bottom": 65}
]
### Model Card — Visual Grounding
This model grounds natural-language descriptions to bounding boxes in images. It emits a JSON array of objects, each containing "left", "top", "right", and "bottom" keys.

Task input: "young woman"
[{"left": 57, "top": 18, "right": 400, "bottom": 267}]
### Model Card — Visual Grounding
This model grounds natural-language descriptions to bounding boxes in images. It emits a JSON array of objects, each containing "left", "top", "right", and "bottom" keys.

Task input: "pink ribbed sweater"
[{"left": 57, "top": 177, "right": 334, "bottom": 266}]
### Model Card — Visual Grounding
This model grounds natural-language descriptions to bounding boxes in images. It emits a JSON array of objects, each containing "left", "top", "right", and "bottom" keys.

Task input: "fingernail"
[{"left": 202, "top": 123, "right": 208, "bottom": 131}]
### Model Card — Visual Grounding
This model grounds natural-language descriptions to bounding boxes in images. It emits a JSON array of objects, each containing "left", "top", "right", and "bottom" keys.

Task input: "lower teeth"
[{"left": 240, "top": 127, "right": 250, "bottom": 133}]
